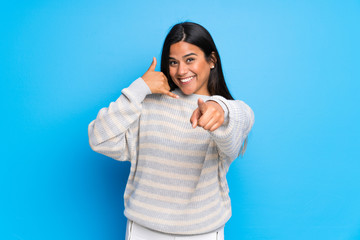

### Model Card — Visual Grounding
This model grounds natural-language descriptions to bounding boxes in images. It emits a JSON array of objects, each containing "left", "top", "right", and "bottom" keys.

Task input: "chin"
[{"left": 179, "top": 88, "right": 195, "bottom": 95}]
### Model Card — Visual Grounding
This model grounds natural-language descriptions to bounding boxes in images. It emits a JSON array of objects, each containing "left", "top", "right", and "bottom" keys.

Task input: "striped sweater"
[{"left": 88, "top": 78, "right": 254, "bottom": 235}]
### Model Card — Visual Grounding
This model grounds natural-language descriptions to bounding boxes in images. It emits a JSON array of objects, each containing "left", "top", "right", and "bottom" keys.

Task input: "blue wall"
[{"left": 2, "top": 0, "right": 360, "bottom": 239}]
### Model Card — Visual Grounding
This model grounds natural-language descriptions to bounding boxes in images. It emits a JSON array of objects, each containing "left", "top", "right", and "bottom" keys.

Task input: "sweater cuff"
[
  {"left": 207, "top": 96, "right": 229, "bottom": 121},
  {"left": 122, "top": 77, "right": 152, "bottom": 104}
]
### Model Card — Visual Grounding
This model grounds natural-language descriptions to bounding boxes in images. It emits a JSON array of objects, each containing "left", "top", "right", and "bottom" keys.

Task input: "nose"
[{"left": 177, "top": 62, "right": 188, "bottom": 76}]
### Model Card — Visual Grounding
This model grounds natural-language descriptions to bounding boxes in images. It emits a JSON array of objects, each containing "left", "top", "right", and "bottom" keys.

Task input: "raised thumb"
[
  {"left": 197, "top": 98, "right": 207, "bottom": 113},
  {"left": 147, "top": 57, "right": 157, "bottom": 72}
]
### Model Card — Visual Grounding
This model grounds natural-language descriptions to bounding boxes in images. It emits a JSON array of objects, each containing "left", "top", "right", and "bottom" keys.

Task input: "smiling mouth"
[{"left": 179, "top": 76, "right": 195, "bottom": 83}]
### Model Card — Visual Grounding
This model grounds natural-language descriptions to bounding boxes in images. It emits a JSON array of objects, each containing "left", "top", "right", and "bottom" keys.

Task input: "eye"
[
  {"left": 169, "top": 60, "right": 177, "bottom": 66},
  {"left": 186, "top": 58, "right": 195, "bottom": 63}
]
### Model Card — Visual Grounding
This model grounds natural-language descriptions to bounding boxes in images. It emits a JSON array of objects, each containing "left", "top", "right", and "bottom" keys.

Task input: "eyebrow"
[{"left": 169, "top": 53, "right": 198, "bottom": 59}]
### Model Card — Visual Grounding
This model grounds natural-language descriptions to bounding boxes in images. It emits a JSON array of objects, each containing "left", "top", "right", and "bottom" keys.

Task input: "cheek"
[
  {"left": 198, "top": 65, "right": 210, "bottom": 80},
  {"left": 169, "top": 69, "right": 179, "bottom": 85},
  {"left": 196, "top": 63, "right": 210, "bottom": 77},
  {"left": 169, "top": 68, "right": 176, "bottom": 78}
]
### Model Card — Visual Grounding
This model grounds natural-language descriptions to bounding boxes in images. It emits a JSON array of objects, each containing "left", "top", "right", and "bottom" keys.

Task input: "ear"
[{"left": 209, "top": 51, "right": 217, "bottom": 68}]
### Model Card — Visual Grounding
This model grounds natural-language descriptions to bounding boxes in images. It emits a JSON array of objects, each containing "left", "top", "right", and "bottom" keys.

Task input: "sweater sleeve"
[
  {"left": 207, "top": 96, "right": 255, "bottom": 162},
  {"left": 88, "top": 78, "right": 152, "bottom": 161}
]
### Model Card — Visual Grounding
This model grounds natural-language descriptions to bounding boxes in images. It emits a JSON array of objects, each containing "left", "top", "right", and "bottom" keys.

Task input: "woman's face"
[{"left": 168, "top": 41, "right": 214, "bottom": 96}]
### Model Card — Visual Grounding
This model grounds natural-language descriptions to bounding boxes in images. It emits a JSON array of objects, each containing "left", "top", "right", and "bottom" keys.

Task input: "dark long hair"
[
  {"left": 161, "top": 22, "right": 249, "bottom": 155},
  {"left": 160, "top": 22, "right": 234, "bottom": 100}
]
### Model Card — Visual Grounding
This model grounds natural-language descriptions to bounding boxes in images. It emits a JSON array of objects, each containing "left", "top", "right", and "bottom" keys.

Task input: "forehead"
[{"left": 169, "top": 41, "right": 204, "bottom": 57}]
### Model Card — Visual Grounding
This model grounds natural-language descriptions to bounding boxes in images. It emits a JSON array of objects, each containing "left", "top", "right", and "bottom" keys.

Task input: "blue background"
[{"left": 1, "top": 0, "right": 360, "bottom": 239}]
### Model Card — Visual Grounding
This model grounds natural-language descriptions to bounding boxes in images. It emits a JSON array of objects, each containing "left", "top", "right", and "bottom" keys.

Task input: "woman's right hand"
[{"left": 142, "top": 57, "right": 179, "bottom": 99}]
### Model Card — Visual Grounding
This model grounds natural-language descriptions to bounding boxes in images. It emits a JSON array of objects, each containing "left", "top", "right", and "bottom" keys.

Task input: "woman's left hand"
[{"left": 190, "top": 98, "right": 225, "bottom": 132}]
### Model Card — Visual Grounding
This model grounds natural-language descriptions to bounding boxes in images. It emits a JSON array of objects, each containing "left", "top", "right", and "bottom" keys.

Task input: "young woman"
[{"left": 88, "top": 22, "right": 254, "bottom": 240}]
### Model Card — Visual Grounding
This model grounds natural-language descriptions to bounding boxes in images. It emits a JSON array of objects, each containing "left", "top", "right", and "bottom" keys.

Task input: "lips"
[{"left": 178, "top": 75, "right": 195, "bottom": 84}]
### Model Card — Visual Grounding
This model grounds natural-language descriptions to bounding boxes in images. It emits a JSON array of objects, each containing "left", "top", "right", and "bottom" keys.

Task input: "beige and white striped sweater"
[{"left": 88, "top": 78, "right": 254, "bottom": 235}]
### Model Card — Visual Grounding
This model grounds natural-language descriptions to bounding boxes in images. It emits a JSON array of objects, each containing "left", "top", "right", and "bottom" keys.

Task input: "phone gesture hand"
[{"left": 142, "top": 57, "right": 178, "bottom": 99}]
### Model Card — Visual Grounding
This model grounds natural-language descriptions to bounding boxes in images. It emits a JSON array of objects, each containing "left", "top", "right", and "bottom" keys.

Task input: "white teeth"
[{"left": 180, "top": 76, "right": 194, "bottom": 83}]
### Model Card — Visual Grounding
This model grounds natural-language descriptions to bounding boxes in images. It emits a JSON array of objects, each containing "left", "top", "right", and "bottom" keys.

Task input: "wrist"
[{"left": 140, "top": 76, "right": 153, "bottom": 93}]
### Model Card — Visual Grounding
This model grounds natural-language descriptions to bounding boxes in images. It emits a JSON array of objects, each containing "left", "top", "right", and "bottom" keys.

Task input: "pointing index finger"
[{"left": 190, "top": 108, "right": 201, "bottom": 128}]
